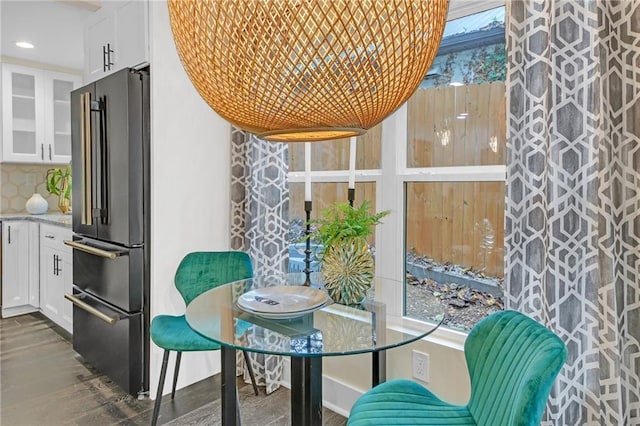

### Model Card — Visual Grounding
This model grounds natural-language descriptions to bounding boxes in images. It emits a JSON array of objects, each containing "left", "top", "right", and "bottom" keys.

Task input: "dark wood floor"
[{"left": 0, "top": 313, "right": 346, "bottom": 426}]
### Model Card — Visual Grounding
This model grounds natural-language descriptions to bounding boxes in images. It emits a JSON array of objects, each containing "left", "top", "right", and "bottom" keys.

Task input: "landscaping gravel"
[{"left": 405, "top": 273, "right": 504, "bottom": 331}]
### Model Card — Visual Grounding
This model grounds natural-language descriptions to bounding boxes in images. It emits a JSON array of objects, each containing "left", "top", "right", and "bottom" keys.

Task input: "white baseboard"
[
  {"left": 279, "top": 357, "right": 364, "bottom": 418},
  {"left": 1, "top": 305, "right": 38, "bottom": 319}
]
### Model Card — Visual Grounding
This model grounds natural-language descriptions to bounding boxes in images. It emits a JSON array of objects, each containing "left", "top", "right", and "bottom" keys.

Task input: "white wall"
[{"left": 149, "top": 1, "right": 231, "bottom": 398}]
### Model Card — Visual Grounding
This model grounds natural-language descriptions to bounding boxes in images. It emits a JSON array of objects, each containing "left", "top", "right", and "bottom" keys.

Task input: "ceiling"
[
  {"left": 0, "top": 1, "right": 95, "bottom": 71},
  {"left": 0, "top": 0, "right": 503, "bottom": 73}
]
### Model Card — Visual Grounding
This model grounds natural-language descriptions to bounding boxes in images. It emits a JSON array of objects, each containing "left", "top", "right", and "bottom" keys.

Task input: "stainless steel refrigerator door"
[
  {"left": 71, "top": 84, "right": 98, "bottom": 239},
  {"left": 71, "top": 68, "right": 148, "bottom": 247}
]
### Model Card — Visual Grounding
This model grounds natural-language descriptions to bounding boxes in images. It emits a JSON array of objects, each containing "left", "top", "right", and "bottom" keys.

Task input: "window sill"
[{"left": 389, "top": 316, "right": 468, "bottom": 351}]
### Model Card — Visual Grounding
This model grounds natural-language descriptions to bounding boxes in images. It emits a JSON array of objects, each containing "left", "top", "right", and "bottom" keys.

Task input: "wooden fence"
[
  {"left": 407, "top": 82, "right": 506, "bottom": 168},
  {"left": 405, "top": 82, "right": 506, "bottom": 278},
  {"left": 405, "top": 182, "right": 504, "bottom": 278},
  {"left": 289, "top": 124, "right": 381, "bottom": 172}
]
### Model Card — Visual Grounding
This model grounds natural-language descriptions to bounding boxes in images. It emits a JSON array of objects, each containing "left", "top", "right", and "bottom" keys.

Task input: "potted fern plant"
[
  {"left": 45, "top": 165, "right": 72, "bottom": 214},
  {"left": 305, "top": 201, "right": 390, "bottom": 304}
]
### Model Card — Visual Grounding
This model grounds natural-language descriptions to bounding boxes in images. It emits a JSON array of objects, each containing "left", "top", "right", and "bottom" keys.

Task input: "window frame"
[{"left": 287, "top": 0, "right": 506, "bottom": 346}]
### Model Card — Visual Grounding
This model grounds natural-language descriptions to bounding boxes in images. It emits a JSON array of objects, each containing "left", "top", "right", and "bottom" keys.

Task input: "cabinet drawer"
[{"left": 40, "top": 223, "right": 72, "bottom": 252}]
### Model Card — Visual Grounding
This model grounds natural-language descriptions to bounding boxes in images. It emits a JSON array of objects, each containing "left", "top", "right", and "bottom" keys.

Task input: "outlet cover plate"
[{"left": 412, "top": 350, "right": 429, "bottom": 382}]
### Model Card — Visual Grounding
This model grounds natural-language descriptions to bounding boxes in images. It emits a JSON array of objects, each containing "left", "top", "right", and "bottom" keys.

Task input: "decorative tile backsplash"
[{"left": 1, "top": 164, "right": 62, "bottom": 213}]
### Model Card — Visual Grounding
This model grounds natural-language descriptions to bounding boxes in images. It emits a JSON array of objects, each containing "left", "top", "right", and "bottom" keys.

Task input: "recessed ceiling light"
[{"left": 16, "top": 41, "right": 34, "bottom": 49}]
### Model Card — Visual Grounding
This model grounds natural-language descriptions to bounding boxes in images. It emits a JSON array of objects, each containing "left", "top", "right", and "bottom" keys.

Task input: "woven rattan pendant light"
[{"left": 168, "top": 0, "right": 449, "bottom": 142}]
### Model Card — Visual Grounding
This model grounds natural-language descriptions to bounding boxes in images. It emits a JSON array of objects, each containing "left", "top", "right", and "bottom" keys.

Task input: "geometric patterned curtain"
[
  {"left": 230, "top": 126, "right": 289, "bottom": 394},
  {"left": 505, "top": 1, "right": 640, "bottom": 424}
]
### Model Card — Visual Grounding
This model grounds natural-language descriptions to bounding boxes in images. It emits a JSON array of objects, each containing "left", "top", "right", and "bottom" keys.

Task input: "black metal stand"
[
  {"left": 348, "top": 188, "right": 355, "bottom": 207},
  {"left": 304, "top": 200, "right": 313, "bottom": 286}
]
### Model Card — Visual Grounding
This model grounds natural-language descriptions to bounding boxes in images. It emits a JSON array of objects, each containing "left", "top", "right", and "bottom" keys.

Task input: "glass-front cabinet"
[
  {"left": 1, "top": 63, "right": 81, "bottom": 164},
  {"left": 46, "top": 72, "right": 76, "bottom": 163},
  {"left": 1, "top": 65, "right": 43, "bottom": 162}
]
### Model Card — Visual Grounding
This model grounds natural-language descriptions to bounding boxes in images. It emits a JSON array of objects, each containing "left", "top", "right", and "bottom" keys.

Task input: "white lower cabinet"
[
  {"left": 1, "top": 221, "right": 39, "bottom": 318},
  {"left": 39, "top": 224, "right": 73, "bottom": 333}
]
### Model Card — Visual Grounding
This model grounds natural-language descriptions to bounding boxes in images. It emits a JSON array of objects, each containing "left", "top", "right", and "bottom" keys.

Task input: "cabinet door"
[
  {"left": 86, "top": 15, "right": 114, "bottom": 81},
  {"left": 39, "top": 224, "right": 73, "bottom": 331},
  {"left": 1, "top": 65, "right": 46, "bottom": 163},
  {"left": 59, "top": 251, "right": 73, "bottom": 333},
  {"left": 44, "top": 71, "right": 82, "bottom": 164},
  {"left": 2, "top": 222, "right": 31, "bottom": 311},
  {"left": 40, "top": 245, "right": 61, "bottom": 321},
  {"left": 115, "top": 1, "right": 149, "bottom": 69},
  {"left": 84, "top": 1, "right": 149, "bottom": 83}
]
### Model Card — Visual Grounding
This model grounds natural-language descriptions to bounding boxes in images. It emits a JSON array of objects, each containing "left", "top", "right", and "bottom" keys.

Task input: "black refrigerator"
[{"left": 66, "top": 68, "right": 150, "bottom": 397}]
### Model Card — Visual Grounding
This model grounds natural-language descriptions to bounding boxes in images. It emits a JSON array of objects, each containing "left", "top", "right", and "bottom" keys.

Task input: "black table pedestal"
[
  {"left": 372, "top": 351, "right": 386, "bottom": 386},
  {"left": 291, "top": 357, "right": 323, "bottom": 426},
  {"left": 221, "top": 347, "right": 239, "bottom": 426}
]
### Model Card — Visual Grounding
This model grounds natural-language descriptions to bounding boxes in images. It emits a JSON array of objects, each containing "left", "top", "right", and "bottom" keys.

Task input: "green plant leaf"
[
  {"left": 45, "top": 165, "right": 72, "bottom": 199},
  {"left": 301, "top": 200, "right": 390, "bottom": 259}
]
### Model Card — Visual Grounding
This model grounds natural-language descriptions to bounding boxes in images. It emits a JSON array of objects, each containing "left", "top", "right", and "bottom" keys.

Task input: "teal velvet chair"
[
  {"left": 347, "top": 310, "right": 567, "bottom": 426},
  {"left": 150, "top": 251, "right": 258, "bottom": 426}
]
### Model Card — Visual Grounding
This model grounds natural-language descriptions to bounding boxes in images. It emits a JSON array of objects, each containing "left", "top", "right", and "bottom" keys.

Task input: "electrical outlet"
[{"left": 412, "top": 350, "right": 430, "bottom": 382}]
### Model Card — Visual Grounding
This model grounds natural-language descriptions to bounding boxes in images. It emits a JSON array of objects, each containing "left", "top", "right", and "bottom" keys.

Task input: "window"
[
  {"left": 287, "top": 129, "right": 381, "bottom": 272},
  {"left": 287, "top": 4, "right": 506, "bottom": 334},
  {"left": 403, "top": 6, "right": 506, "bottom": 331}
]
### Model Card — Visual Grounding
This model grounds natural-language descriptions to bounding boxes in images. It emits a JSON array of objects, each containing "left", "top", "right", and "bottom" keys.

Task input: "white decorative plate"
[
  {"left": 238, "top": 300, "right": 332, "bottom": 320},
  {"left": 237, "top": 286, "right": 330, "bottom": 315}
]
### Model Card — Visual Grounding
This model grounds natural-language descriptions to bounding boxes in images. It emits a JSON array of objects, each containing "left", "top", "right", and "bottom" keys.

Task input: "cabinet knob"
[{"left": 45, "top": 235, "right": 55, "bottom": 239}]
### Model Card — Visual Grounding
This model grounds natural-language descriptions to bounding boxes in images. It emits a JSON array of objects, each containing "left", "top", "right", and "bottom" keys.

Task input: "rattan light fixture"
[{"left": 167, "top": 0, "right": 449, "bottom": 142}]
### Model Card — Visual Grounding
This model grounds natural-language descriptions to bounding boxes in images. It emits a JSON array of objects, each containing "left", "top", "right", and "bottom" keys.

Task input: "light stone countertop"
[{"left": 0, "top": 212, "right": 72, "bottom": 228}]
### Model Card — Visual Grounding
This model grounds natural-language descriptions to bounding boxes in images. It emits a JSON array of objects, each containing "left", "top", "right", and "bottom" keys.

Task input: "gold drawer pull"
[
  {"left": 64, "top": 294, "right": 119, "bottom": 325},
  {"left": 63, "top": 240, "right": 125, "bottom": 259}
]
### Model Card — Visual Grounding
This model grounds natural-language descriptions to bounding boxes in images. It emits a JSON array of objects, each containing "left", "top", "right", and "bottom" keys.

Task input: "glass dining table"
[{"left": 185, "top": 273, "right": 445, "bottom": 426}]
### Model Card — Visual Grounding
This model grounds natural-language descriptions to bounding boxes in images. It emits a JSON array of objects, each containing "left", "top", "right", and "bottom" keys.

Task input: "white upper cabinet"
[
  {"left": 84, "top": 1, "right": 149, "bottom": 83},
  {"left": 45, "top": 71, "right": 78, "bottom": 163},
  {"left": 86, "top": 15, "right": 115, "bottom": 79},
  {"left": 1, "top": 65, "right": 45, "bottom": 163},
  {"left": 1, "top": 64, "right": 81, "bottom": 164}
]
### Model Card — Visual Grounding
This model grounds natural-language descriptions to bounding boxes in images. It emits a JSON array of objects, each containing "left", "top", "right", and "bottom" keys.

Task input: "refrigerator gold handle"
[
  {"left": 63, "top": 240, "right": 126, "bottom": 259},
  {"left": 64, "top": 294, "right": 119, "bottom": 325},
  {"left": 80, "top": 93, "right": 93, "bottom": 225}
]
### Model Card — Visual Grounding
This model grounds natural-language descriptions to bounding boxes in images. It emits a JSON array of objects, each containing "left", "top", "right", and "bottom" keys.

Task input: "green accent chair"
[
  {"left": 347, "top": 310, "right": 567, "bottom": 426},
  {"left": 150, "top": 251, "right": 259, "bottom": 426}
]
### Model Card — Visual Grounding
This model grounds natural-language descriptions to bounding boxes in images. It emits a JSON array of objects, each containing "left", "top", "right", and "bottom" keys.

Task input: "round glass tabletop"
[{"left": 185, "top": 273, "right": 445, "bottom": 357}]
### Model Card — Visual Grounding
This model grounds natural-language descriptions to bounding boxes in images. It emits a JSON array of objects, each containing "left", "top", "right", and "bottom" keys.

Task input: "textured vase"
[
  {"left": 25, "top": 193, "right": 48, "bottom": 215},
  {"left": 57, "top": 193, "right": 71, "bottom": 214},
  {"left": 57, "top": 178, "right": 71, "bottom": 214},
  {"left": 321, "top": 238, "right": 374, "bottom": 305}
]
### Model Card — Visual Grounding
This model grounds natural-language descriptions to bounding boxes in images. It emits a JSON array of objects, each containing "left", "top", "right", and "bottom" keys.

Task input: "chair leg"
[
  {"left": 171, "top": 352, "right": 182, "bottom": 399},
  {"left": 236, "top": 390, "right": 242, "bottom": 425},
  {"left": 152, "top": 350, "right": 170, "bottom": 426},
  {"left": 242, "top": 350, "right": 259, "bottom": 396}
]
